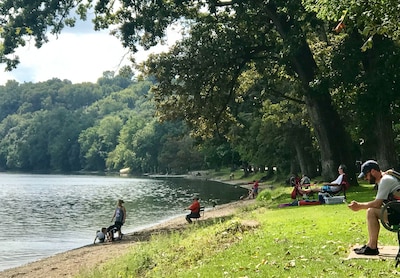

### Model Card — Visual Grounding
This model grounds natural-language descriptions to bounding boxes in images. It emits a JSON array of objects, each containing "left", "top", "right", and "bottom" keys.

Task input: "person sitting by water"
[
  {"left": 93, "top": 227, "right": 107, "bottom": 244},
  {"left": 185, "top": 197, "right": 201, "bottom": 224}
]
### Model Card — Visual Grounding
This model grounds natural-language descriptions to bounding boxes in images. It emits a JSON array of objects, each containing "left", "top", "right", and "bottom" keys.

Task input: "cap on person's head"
[
  {"left": 193, "top": 196, "right": 199, "bottom": 200},
  {"left": 358, "top": 160, "right": 380, "bottom": 178},
  {"left": 118, "top": 199, "right": 124, "bottom": 204}
]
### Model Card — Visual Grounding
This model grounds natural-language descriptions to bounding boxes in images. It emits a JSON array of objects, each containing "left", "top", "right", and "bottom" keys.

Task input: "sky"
[{"left": 0, "top": 16, "right": 178, "bottom": 85}]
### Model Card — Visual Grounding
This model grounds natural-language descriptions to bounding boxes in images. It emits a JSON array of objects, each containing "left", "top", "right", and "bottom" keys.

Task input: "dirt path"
[{"left": 0, "top": 198, "right": 256, "bottom": 278}]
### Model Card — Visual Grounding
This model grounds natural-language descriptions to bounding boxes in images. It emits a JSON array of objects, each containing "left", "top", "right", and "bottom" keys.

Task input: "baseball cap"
[{"left": 358, "top": 160, "right": 380, "bottom": 178}]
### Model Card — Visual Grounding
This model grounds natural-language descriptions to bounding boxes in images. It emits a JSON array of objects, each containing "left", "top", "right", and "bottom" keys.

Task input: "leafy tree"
[
  {"left": 97, "top": 70, "right": 134, "bottom": 90},
  {"left": 0, "top": 1, "right": 352, "bottom": 178},
  {"left": 55, "top": 83, "right": 104, "bottom": 110},
  {"left": 326, "top": 32, "right": 400, "bottom": 170},
  {"left": 303, "top": 0, "right": 400, "bottom": 48},
  {"left": 78, "top": 115, "right": 123, "bottom": 171},
  {"left": 158, "top": 134, "right": 203, "bottom": 174},
  {"left": 0, "top": 114, "right": 32, "bottom": 169},
  {"left": 198, "top": 138, "right": 240, "bottom": 172},
  {"left": 2, "top": 0, "right": 400, "bottom": 176},
  {"left": 138, "top": 1, "right": 357, "bottom": 180},
  {"left": 78, "top": 126, "right": 104, "bottom": 171},
  {"left": 0, "top": 80, "right": 23, "bottom": 121}
]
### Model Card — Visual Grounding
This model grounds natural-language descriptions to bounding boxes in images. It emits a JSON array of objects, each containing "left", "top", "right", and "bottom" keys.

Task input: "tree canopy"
[{"left": 1, "top": 1, "right": 400, "bottom": 181}]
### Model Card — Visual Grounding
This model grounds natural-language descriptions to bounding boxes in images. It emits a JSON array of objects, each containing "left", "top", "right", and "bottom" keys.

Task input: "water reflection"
[{"left": 0, "top": 173, "right": 246, "bottom": 271}]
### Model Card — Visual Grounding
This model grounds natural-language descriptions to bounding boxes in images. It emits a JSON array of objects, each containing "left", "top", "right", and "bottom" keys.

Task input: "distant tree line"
[{"left": 0, "top": 69, "right": 239, "bottom": 174}]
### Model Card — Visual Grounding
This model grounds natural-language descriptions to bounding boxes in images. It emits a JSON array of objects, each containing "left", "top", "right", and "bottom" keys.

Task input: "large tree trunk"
[
  {"left": 361, "top": 37, "right": 399, "bottom": 170},
  {"left": 375, "top": 111, "right": 398, "bottom": 170},
  {"left": 266, "top": 3, "right": 358, "bottom": 183},
  {"left": 304, "top": 91, "right": 357, "bottom": 182},
  {"left": 291, "top": 126, "right": 318, "bottom": 178}
]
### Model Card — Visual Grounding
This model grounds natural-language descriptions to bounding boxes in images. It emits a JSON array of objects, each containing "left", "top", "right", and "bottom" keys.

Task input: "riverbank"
[
  {"left": 0, "top": 198, "right": 256, "bottom": 278},
  {"left": 0, "top": 178, "right": 265, "bottom": 278}
]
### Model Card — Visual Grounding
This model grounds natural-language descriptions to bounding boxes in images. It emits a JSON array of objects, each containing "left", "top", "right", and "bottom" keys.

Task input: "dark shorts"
[{"left": 187, "top": 212, "right": 200, "bottom": 219}]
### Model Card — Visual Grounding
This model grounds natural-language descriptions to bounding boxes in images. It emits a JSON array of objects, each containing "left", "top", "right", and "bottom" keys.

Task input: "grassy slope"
[{"left": 78, "top": 172, "right": 400, "bottom": 277}]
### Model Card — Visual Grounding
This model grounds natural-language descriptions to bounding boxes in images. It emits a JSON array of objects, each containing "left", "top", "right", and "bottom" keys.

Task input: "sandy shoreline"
[{"left": 0, "top": 179, "right": 262, "bottom": 278}]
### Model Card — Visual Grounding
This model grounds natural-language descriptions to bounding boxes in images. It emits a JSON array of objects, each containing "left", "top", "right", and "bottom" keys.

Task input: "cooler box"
[{"left": 324, "top": 195, "right": 345, "bottom": 205}]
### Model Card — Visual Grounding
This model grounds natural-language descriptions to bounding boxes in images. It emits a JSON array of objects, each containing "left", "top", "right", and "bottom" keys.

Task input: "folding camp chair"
[
  {"left": 321, "top": 174, "right": 350, "bottom": 200},
  {"left": 194, "top": 206, "right": 205, "bottom": 222},
  {"left": 380, "top": 200, "right": 400, "bottom": 267}
]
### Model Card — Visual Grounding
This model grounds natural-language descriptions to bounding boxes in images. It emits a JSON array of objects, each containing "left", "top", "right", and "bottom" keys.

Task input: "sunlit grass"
[{"left": 77, "top": 182, "right": 400, "bottom": 277}]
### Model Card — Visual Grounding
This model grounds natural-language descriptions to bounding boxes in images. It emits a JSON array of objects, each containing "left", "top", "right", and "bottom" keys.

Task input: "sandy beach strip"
[{"left": 0, "top": 195, "right": 256, "bottom": 278}]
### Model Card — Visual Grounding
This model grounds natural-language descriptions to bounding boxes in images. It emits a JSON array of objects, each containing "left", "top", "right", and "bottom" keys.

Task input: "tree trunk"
[
  {"left": 361, "top": 37, "right": 399, "bottom": 171},
  {"left": 304, "top": 91, "right": 357, "bottom": 183},
  {"left": 374, "top": 105, "right": 398, "bottom": 170},
  {"left": 266, "top": 3, "right": 358, "bottom": 184},
  {"left": 291, "top": 126, "right": 318, "bottom": 178}
]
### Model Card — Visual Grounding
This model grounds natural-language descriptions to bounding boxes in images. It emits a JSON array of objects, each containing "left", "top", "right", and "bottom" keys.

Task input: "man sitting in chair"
[
  {"left": 348, "top": 160, "right": 400, "bottom": 255},
  {"left": 310, "top": 164, "right": 348, "bottom": 193},
  {"left": 185, "top": 196, "right": 201, "bottom": 224}
]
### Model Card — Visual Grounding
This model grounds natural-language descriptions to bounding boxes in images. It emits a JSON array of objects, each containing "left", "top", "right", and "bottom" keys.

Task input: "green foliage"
[
  {"left": 303, "top": 0, "right": 400, "bottom": 48},
  {"left": 0, "top": 0, "right": 89, "bottom": 70},
  {"left": 256, "top": 189, "right": 272, "bottom": 201},
  {"left": 77, "top": 183, "right": 400, "bottom": 277},
  {"left": 2, "top": 0, "right": 400, "bottom": 177},
  {"left": 0, "top": 77, "right": 209, "bottom": 173}
]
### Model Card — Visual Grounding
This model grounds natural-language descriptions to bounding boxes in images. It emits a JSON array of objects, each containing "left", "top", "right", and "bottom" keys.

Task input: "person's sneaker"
[
  {"left": 354, "top": 246, "right": 379, "bottom": 255},
  {"left": 353, "top": 245, "right": 367, "bottom": 252}
]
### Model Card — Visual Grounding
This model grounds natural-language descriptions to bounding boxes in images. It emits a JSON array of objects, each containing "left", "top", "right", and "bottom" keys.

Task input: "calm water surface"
[{"left": 0, "top": 173, "right": 246, "bottom": 271}]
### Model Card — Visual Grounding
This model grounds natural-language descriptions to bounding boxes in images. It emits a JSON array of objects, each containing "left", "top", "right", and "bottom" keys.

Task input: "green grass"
[{"left": 77, "top": 180, "right": 400, "bottom": 277}]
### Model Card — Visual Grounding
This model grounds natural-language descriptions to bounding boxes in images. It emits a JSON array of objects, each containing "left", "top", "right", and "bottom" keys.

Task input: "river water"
[{"left": 0, "top": 173, "right": 246, "bottom": 271}]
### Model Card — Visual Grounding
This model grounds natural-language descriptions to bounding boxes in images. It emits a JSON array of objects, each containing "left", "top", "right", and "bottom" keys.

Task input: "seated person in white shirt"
[{"left": 311, "top": 164, "right": 347, "bottom": 193}]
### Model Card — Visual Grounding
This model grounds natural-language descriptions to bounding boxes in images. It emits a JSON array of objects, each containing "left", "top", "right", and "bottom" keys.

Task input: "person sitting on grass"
[{"left": 93, "top": 227, "right": 107, "bottom": 244}]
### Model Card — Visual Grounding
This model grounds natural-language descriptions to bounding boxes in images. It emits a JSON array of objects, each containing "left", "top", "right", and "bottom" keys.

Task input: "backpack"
[
  {"left": 386, "top": 169, "right": 400, "bottom": 180},
  {"left": 384, "top": 169, "right": 400, "bottom": 201}
]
